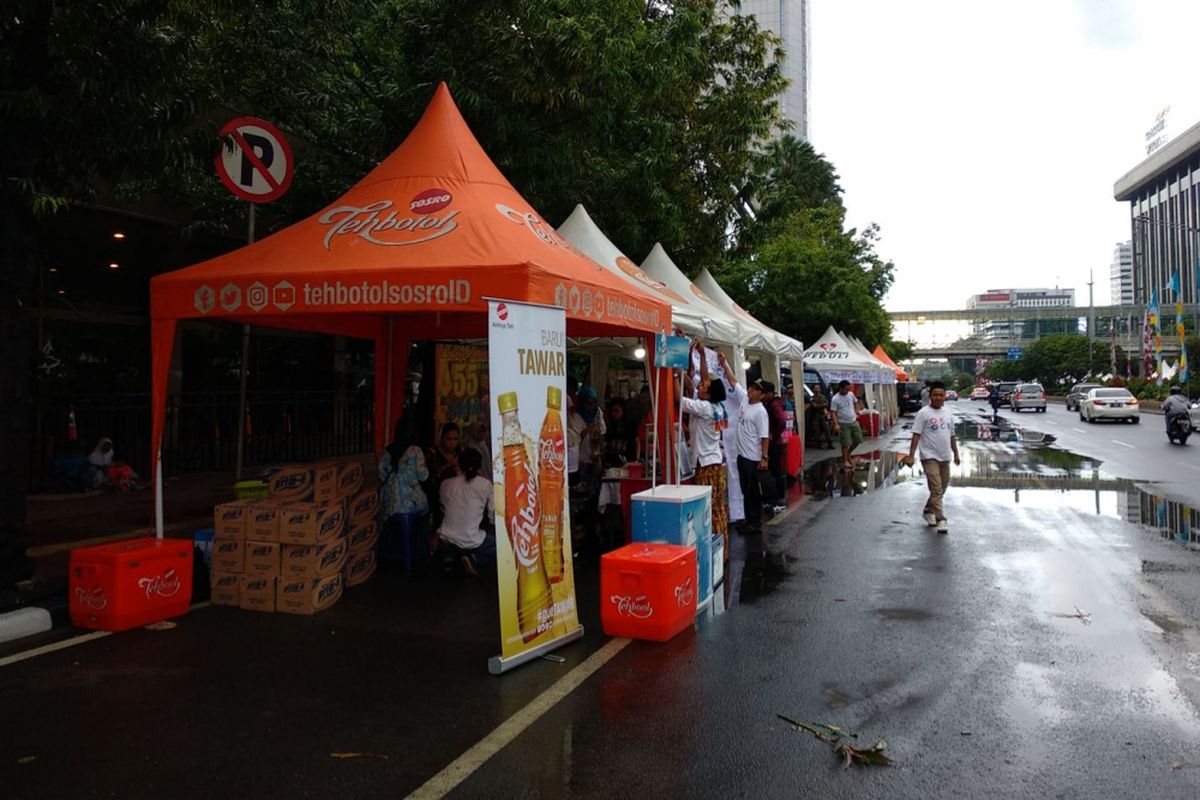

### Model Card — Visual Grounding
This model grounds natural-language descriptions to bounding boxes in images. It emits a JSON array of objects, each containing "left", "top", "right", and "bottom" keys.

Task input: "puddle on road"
[{"left": 802, "top": 410, "right": 1200, "bottom": 550}]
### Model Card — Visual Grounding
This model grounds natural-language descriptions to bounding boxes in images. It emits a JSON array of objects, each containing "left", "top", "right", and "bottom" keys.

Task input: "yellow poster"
[
  {"left": 487, "top": 299, "right": 582, "bottom": 673},
  {"left": 435, "top": 344, "right": 489, "bottom": 433}
]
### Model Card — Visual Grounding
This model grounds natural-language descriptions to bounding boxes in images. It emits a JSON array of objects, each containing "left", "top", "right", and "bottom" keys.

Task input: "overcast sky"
[{"left": 810, "top": 0, "right": 1200, "bottom": 311}]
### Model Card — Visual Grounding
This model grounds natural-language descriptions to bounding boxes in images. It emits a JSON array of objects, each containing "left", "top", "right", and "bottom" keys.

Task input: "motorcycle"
[{"left": 1167, "top": 412, "right": 1191, "bottom": 445}]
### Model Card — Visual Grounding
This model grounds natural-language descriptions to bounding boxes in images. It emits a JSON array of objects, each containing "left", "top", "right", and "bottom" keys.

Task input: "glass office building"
[
  {"left": 1114, "top": 121, "right": 1200, "bottom": 306},
  {"left": 738, "top": 0, "right": 810, "bottom": 139}
]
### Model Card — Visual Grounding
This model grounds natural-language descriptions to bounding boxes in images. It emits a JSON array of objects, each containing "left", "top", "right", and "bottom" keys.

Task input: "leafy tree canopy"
[{"left": 714, "top": 206, "right": 895, "bottom": 348}]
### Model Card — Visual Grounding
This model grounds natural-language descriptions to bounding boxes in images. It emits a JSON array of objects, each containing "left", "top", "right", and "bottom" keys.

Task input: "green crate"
[{"left": 234, "top": 479, "right": 269, "bottom": 500}]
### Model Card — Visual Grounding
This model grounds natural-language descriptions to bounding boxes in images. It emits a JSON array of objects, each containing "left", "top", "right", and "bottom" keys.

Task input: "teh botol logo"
[{"left": 497, "top": 303, "right": 508, "bottom": 321}]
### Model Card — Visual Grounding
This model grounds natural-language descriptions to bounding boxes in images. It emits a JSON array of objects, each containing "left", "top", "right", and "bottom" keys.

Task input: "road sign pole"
[{"left": 234, "top": 205, "right": 255, "bottom": 481}]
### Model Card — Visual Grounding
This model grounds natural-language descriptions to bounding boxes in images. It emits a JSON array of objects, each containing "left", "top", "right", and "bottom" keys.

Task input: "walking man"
[
  {"left": 902, "top": 381, "right": 960, "bottom": 534},
  {"left": 807, "top": 383, "right": 832, "bottom": 448},
  {"left": 829, "top": 380, "right": 864, "bottom": 470}
]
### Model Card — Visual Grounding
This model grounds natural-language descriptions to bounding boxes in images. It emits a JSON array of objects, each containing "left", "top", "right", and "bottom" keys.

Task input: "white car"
[{"left": 1079, "top": 387, "right": 1139, "bottom": 424}]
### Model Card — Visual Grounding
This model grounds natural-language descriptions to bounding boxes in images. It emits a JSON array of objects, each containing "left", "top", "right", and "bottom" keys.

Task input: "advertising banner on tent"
[
  {"left": 435, "top": 344, "right": 488, "bottom": 433},
  {"left": 655, "top": 333, "right": 691, "bottom": 369},
  {"left": 487, "top": 299, "right": 583, "bottom": 674}
]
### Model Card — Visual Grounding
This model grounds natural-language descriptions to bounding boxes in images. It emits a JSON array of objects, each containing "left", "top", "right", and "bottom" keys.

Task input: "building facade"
[
  {"left": 1114, "top": 120, "right": 1200, "bottom": 306},
  {"left": 966, "top": 288, "right": 1076, "bottom": 342},
  {"left": 1110, "top": 241, "right": 1133, "bottom": 306},
  {"left": 738, "top": 0, "right": 810, "bottom": 139}
]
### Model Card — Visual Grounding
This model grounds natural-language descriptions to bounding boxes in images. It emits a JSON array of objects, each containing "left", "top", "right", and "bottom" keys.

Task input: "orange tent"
[
  {"left": 872, "top": 345, "right": 908, "bottom": 381},
  {"left": 148, "top": 83, "right": 673, "bottom": 524}
]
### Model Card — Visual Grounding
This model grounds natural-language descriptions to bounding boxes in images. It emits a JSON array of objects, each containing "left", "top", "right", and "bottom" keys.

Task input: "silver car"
[
  {"left": 1079, "top": 387, "right": 1140, "bottom": 424},
  {"left": 1010, "top": 383, "right": 1046, "bottom": 412}
]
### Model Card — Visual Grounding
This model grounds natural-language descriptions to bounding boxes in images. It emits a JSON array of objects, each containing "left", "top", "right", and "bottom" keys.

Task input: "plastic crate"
[{"left": 234, "top": 479, "right": 269, "bottom": 500}]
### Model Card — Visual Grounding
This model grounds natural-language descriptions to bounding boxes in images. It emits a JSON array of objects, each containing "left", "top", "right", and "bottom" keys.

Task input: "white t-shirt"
[
  {"left": 736, "top": 398, "right": 769, "bottom": 461},
  {"left": 912, "top": 405, "right": 956, "bottom": 462},
  {"left": 681, "top": 396, "right": 727, "bottom": 468},
  {"left": 438, "top": 474, "right": 493, "bottom": 549},
  {"left": 830, "top": 391, "right": 860, "bottom": 424}
]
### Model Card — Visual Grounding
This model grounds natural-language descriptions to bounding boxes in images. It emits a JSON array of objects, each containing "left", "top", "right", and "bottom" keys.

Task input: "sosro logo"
[
  {"left": 410, "top": 188, "right": 452, "bottom": 214},
  {"left": 610, "top": 594, "right": 653, "bottom": 619},
  {"left": 74, "top": 586, "right": 108, "bottom": 610},
  {"left": 138, "top": 569, "right": 182, "bottom": 599},
  {"left": 674, "top": 578, "right": 694, "bottom": 608},
  {"left": 318, "top": 194, "right": 459, "bottom": 250},
  {"left": 509, "top": 469, "right": 542, "bottom": 570}
]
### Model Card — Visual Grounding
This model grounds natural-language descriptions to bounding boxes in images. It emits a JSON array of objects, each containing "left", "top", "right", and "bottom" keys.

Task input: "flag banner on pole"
[{"left": 486, "top": 298, "right": 581, "bottom": 674}]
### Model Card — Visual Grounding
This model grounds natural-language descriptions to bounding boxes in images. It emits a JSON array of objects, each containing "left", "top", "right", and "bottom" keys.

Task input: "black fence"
[{"left": 30, "top": 390, "right": 373, "bottom": 491}]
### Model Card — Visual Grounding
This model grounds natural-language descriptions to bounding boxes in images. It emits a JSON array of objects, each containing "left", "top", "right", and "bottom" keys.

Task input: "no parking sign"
[{"left": 215, "top": 117, "right": 294, "bottom": 203}]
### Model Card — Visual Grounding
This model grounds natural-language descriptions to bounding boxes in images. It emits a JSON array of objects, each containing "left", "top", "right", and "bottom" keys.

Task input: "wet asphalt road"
[{"left": 6, "top": 407, "right": 1200, "bottom": 799}]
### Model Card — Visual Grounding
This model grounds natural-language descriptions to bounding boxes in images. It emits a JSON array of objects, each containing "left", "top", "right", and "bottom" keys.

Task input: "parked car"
[
  {"left": 969, "top": 387, "right": 990, "bottom": 401},
  {"left": 897, "top": 381, "right": 925, "bottom": 415},
  {"left": 1079, "top": 387, "right": 1139, "bottom": 424},
  {"left": 946, "top": 389, "right": 958, "bottom": 401},
  {"left": 996, "top": 382, "right": 1019, "bottom": 404},
  {"left": 1010, "top": 383, "right": 1046, "bottom": 412},
  {"left": 1065, "top": 382, "right": 1101, "bottom": 411},
  {"left": 1193, "top": 399, "right": 1200, "bottom": 431}
]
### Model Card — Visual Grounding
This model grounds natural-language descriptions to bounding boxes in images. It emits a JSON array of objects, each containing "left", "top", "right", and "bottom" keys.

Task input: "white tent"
[
  {"left": 844, "top": 333, "right": 898, "bottom": 427},
  {"left": 803, "top": 326, "right": 893, "bottom": 384}
]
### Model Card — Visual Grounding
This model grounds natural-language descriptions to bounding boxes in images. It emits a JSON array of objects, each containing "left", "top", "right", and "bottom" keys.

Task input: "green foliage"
[
  {"left": 5, "top": 0, "right": 789, "bottom": 269},
  {"left": 953, "top": 372, "right": 974, "bottom": 393},
  {"left": 982, "top": 358, "right": 1023, "bottom": 382},
  {"left": 1012, "top": 333, "right": 1128, "bottom": 390},
  {"left": 715, "top": 206, "right": 896, "bottom": 347},
  {"left": 879, "top": 338, "right": 914, "bottom": 362}
]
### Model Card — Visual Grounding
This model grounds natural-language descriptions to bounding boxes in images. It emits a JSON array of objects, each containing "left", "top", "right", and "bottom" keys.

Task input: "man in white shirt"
[
  {"left": 728, "top": 376, "right": 770, "bottom": 534},
  {"left": 902, "top": 381, "right": 960, "bottom": 534},
  {"left": 829, "top": 380, "right": 864, "bottom": 470}
]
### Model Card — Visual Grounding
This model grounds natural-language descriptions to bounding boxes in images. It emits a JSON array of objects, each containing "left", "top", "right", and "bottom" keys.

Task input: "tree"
[
  {"left": 880, "top": 338, "right": 914, "bottom": 362},
  {"left": 732, "top": 133, "right": 842, "bottom": 257},
  {"left": 715, "top": 206, "right": 895, "bottom": 347},
  {"left": 1019, "top": 333, "right": 1126, "bottom": 390},
  {"left": 983, "top": 359, "right": 1023, "bottom": 382}
]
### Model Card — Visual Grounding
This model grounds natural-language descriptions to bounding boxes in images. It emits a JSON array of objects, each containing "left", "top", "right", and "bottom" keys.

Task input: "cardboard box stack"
[{"left": 209, "top": 459, "right": 378, "bottom": 615}]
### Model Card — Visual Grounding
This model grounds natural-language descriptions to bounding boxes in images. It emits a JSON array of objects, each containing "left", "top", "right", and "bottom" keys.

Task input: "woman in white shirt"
[
  {"left": 437, "top": 448, "right": 495, "bottom": 575},
  {"left": 681, "top": 343, "right": 730, "bottom": 557}
]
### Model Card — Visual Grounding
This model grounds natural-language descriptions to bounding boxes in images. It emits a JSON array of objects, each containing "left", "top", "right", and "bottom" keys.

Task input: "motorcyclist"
[{"left": 1162, "top": 386, "right": 1191, "bottom": 431}]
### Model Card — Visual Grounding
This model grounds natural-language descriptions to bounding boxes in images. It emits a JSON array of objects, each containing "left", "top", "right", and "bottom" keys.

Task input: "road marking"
[
  {"left": 1185, "top": 464, "right": 1200, "bottom": 471},
  {"left": 0, "top": 631, "right": 111, "bottom": 668},
  {"left": 1111, "top": 440, "right": 1135, "bottom": 449},
  {"left": 406, "top": 637, "right": 632, "bottom": 800},
  {"left": 1072, "top": 428, "right": 1087, "bottom": 434},
  {"left": 0, "top": 602, "right": 210, "bottom": 669}
]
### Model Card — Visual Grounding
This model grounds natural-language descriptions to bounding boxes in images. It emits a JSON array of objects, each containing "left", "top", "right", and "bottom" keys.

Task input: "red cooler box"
[
  {"left": 600, "top": 543, "right": 696, "bottom": 641},
  {"left": 69, "top": 537, "right": 193, "bottom": 631},
  {"left": 857, "top": 411, "right": 881, "bottom": 437}
]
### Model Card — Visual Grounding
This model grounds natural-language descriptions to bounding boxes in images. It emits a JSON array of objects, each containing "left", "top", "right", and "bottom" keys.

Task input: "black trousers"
[
  {"left": 766, "top": 442, "right": 785, "bottom": 500},
  {"left": 737, "top": 455, "right": 764, "bottom": 530}
]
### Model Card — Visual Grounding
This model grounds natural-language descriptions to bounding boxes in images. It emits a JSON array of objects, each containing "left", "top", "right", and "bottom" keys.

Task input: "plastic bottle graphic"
[
  {"left": 539, "top": 386, "right": 567, "bottom": 584},
  {"left": 498, "top": 392, "right": 553, "bottom": 642},
  {"left": 685, "top": 510, "right": 697, "bottom": 546}
]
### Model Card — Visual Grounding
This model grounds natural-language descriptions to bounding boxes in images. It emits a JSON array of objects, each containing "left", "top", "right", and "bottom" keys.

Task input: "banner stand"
[{"left": 488, "top": 625, "right": 585, "bottom": 675}]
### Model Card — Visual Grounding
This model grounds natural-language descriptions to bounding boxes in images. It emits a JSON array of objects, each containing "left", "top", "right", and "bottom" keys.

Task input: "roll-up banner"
[{"left": 486, "top": 299, "right": 583, "bottom": 674}]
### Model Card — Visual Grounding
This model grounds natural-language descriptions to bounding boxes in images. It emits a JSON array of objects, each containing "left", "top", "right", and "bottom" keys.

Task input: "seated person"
[
  {"left": 437, "top": 448, "right": 495, "bottom": 575},
  {"left": 88, "top": 437, "right": 139, "bottom": 491}
]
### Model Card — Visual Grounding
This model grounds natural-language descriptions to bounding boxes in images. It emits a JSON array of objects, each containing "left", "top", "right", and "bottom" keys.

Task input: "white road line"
[
  {"left": 406, "top": 637, "right": 632, "bottom": 800},
  {"left": 0, "top": 631, "right": 110, "bottom": 668},
  {"left": 1111, "top": 440, "right": 1135, "bottom": 449},
  {"left": 1185, "top": 464, "right": 1200, "bottom": 471},
  {"left": 1072, "top": 428, "right": 1087, "bottom": 434},
  {"left": 0, "top": 602, "right": 210, "bottom": 669}
]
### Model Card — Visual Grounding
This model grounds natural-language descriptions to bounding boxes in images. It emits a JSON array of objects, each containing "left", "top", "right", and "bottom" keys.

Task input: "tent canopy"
[
  {"left": 803, "top": 325, "right": 893, "bottom": 384},
  {"left": 148, "top": 83, "right": 673, "bottom": 476},
  {"left": 693, "top": 269, "right": 803, "bottom": 360},
  {"left": 872, "top": 345, "right": 908, "bottom": 380}
]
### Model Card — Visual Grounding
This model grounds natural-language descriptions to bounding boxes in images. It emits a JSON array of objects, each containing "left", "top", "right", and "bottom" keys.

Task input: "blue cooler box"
[{"left": 630, "top": 485, "right": 713, "bottom": 610}]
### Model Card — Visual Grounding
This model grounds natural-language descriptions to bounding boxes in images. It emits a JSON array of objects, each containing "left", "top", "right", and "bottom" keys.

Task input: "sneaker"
[
  {"left": 923, "top": 512, "right": 937, "bottom": 527},
  {"left": 936, "top": 519, "right": 948, "bottom": 534},
  {"left": 461, "top": 554, "right": 480, "bottom": 576}
]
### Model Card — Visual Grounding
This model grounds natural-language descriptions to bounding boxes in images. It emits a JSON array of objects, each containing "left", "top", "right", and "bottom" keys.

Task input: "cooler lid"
[
  {"left": 602, "top": 542, "right": 694, "bottom": 572},
  {"left": 630, "top": 485, "right": 711, "bottom": 503},
  {"left": 70, "top": 536, "right": 192, "bottom": 563}
]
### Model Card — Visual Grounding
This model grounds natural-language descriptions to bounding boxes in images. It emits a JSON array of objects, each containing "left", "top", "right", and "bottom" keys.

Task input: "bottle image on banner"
[
  {"left": 497, "top": 392, "right": 553, "bottom": 642},
  {"left": 539, "top": 386, "right": 567, "bottom": 584}
]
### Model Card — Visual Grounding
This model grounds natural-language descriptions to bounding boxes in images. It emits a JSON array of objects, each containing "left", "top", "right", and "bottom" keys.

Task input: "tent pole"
[
  {"left": 234, "top": 205, "right": 256, "bottom": 481},
  {"left": 384, "top": 316, "right": 395, "bottom": 441},
  {"left": 155, "top": 448, "right": 164, "bottom": 538}
]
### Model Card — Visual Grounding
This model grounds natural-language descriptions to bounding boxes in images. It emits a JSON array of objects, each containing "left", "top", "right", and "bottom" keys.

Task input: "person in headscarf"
[
  {"left": 88, "top": 437, "right": 137, "bottom": 491},
  {"left": 567, "top": 385, "right": 606, "bottom": 487},
  {"left": 378, "top": 419, "right": 430, "bottom": 570}
]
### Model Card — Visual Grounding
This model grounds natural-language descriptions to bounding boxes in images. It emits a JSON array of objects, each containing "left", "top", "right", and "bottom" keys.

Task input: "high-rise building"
[
  {"left": 1110, "top": 241, "right": 1133, "bottom": 306},
  {"left": 965, "top": 288, "right": 1076, "bottom": 342},
  {"left": 738, "top": 0, "right": 810, "bottom": 139}
]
